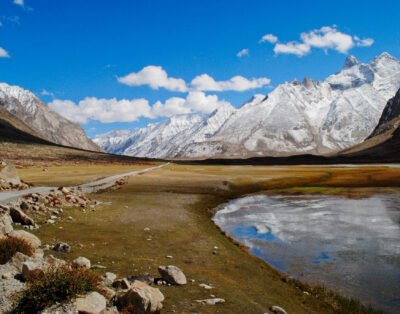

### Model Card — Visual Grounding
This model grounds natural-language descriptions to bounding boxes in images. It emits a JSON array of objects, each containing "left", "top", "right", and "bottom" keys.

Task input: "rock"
[
  {"left": 98, "top": 284, "right": 116, "bottom": 300},
  {"left": 113, "top": 278, "right": 131, "bottom": 290},
  {"left": 9, "top": 252, "right": 30, "bottom": 271},
  {"left": 10, "top": 207, "right": 35, "bottom": 226},
  {"left": 0, "top": 164, "right": 21, "bottom": 185},
  {"left": 117, "top": 281, "right": 164, "bottom": 314},
  {"left": 103, "top": 272, "right": 117, "bottom": 286},
  {"left": 0, "top": 212, "right": 13, "bottom": 236},
  {"left": 271, "top": 305, "right": 288, "bottom": 314},
  {"left": 92, "top": 264, "right": 107, "bottom": 269},
  {"left": 199, "top": 283, "right": 213, "bottom": 290},
  {"left": 46, "top": 219, "right": 55, "bottom": 224},
  {"left": 196, "top": 298, "right": 225, "bottom": 305},
  {"left": 59, "top": 186, "right": 70, "bottom": 194},
  {"left": 20, "top": 201, "right": 30, "bottom": 211},
  {"left": 53, "top": 242, "right": 71, "bottom": 253},
  {"left": 128, "top": 273, "right": 154, "bottom": 286},
  {"left": 158, "top": 265, "right": 187, "bottom": 285},
  {"left": 22, "top": 260, "right": 47, "bottom": 281},
  {"left": 45, "top": 255, "right": 67, "bottom": 267},
  {"left": 73, "top": 256, "right": 91, "bottom": 269},
  {"left": 8, "top": 230, "right": 41, "bottom": 249},
  {"left": 75, "top": 291, "right": 106, "bottom": 314}
]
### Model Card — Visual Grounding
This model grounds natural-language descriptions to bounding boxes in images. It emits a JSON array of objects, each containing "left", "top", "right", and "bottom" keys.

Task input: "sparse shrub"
[
  {"left": 0, "top": 236, "right": 34, "bottom": 264},
  {"left": 14, "top": 264, "right": 101, "bottom": 313}
]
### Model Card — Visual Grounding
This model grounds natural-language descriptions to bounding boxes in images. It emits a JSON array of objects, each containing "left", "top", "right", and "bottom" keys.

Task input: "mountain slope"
[
  {"left": 94, "top": 53, "right": 400, "bottom": 159},
  {"left": 0, "top": 83, "right": 102, "bottom": 152},
  {"left": 340, "top": 88, "right": 400, "bottom": 160}
]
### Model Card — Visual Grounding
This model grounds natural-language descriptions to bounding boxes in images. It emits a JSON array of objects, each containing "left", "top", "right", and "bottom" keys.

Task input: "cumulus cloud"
[
  {"left": 0, "top": 47, "right": 10, "bottom": 58},
  {"left": 274, "top": 42, "right": 310, "bottom": 57},
  {"left": 49, "top": 97, "right": 152, "bottom": 124},
  {"left": 237, "top": 48, "right": 249, "bottom": 58},
  {"left": 48, "top": 92, "right": 231, "bottom": 124},
  {"left": 354, "top": 36, "right": 374, "bottom": 47},
  {"left": 191, "top": 74, "right": 270, "bottom": 92},
  {"left": 272, "top": 26, "right": 374, "bottom": 57},
  {"left": 117, "top": 65, "right": 188, "bottom": 92},
  {"left": 153, "top": 91, "right": 231, "bottom": 117},
  {"left": 260, "top": 33, "right": 278, "bottom": 44}
]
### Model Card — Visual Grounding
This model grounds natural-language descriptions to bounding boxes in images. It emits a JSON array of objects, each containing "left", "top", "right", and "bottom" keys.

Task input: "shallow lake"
[{"left": 213, "top": 194, "right": 400, "bottom": 313}]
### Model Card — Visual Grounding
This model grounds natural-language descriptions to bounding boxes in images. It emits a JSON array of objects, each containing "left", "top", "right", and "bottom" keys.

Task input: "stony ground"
[{"left": 2, "top": 162, "right": 398, "bottom": 313}]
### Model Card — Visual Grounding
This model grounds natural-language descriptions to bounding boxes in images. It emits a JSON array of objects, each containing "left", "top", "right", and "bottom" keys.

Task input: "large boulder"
[
  {"left": 117, "top": 281, "right": 164, "bottom": 314},
  {"left": 158, "top": 265, "right": 187, "bottom": 285},
  {"left": 8, "top": 230, "right": 41, "bottom": 249},
  {"left": 75, "top": 291, "right": 106, "bottom": 314},
  {"left": 9, "top": 207, "right": 35, "bottom": 226}
]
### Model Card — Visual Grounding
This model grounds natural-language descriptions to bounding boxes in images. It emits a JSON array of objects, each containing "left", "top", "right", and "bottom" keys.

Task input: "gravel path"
[{"left": 0, "top": 163, "right": 168, "bottom": 204}]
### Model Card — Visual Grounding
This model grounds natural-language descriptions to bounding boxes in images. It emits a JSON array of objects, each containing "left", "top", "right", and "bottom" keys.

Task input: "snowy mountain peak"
[
  {"left": 343, "top": 55, "right": 359, "bottom": 69},
  {"left": 95, "top": 53, "right": 400, "bottom": 159},
  {"left": 0, "top": 82, "right": 101, "bottom": 151}
]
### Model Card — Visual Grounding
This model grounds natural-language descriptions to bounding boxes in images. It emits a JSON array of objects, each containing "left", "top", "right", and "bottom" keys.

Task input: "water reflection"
[{"left": 213, "top": 194, "right": 400, "bottom": 313}]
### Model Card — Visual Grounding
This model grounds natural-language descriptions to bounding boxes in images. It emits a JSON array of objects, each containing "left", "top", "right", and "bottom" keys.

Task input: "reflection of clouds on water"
[{"left": 213, "top": 194, "right": 400, "bottom": 313}]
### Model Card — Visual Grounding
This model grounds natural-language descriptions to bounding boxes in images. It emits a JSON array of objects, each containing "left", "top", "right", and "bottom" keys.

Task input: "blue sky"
[{"left": 1, "top": 0, "right": 399, "bottom": 137}]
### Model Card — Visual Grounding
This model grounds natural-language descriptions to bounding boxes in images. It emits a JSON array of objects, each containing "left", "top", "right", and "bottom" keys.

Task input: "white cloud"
[
  {"left": 274, "top": 42, "right": 310, "bottom": 57},
  {"left": 237, "top": 48, "right": 249, "bottom": 58},
  {"left": 117, "top": 65, "right": 188, "bottom": 92},
  {"left": 48, "top": 92, "right": 231, "bottom": 123},
  {"left": 272, "top": 26, "right": 374, "bottom": 57},
  {"left": 151, "top": 92, "right": 231, "bottom": 117},
  {"left": 49, "top": 97, "right": 152, "bottom": 124},
  {"left": 40, "top": 89, "right": 54, "bottom": 97},
  {"left": 0, "top": 47, "right": 10, "bottom": 58},
  {"left": 260, "top": 34, "right": 278, "bottom": 44},
  {"left": 354, "top": 36, "right": 374, "bottom": 47},
  {"left": 191, "top": 74, "right": 270, "bottom": 92},
  {"left": 13, "top": 0, "right": 24, "bottom": 6}
]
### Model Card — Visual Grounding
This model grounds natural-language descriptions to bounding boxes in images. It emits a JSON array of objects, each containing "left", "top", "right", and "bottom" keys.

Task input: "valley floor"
[{"left": 16, "top": 162, "right": 400, "bottom": 313}]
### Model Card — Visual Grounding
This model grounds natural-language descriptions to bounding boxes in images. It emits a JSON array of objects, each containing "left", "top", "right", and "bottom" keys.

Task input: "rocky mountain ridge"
[
  {"left": 94, "top": 52, "right": 400, "bottom": 159},
  {"left": 0, "top": 83, "right": 102, "bottom": 152}
]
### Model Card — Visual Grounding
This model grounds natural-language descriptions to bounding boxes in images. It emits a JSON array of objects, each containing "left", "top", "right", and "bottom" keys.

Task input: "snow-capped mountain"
[
  {"left": 0, "top": 83, "right": 101, "bottom": 151},
  {"left": 94, "top": 53, "right": 400, "bottom": 159}
]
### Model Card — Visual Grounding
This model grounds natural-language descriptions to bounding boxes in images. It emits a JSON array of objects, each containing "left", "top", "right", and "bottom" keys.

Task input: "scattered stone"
[
  {"left": 166, "top": 255, "right": 173, "bottom": 259},
  {"left": 199, "top": 283, "right": 213, "bottom": 290},
  {"left": 72, "top": 256, "right": 91, "bottom": 269},
  {"left": 2, "top": 272, "right": 12, "bottom": 279},
  {"left": 270, "top": 305, "right": 288, "bottom": 314},
  {"left": 53, "top": 242, "right": 71, "bottom": 253},
  {"left": 98, "top": 284, "right": 116, "bottom": 300},
  {"left": 143, "top": 227, "right": 150, "bottom": 232},
  {"left": 9, "top": 252, "right": 30, "bottom": 272},
  {"left": 22, "top": 260, "right": 47, "bottom": 281},
  {"left": 113, "top": 278, "right": 131, "bottom": 290},
  {"left": 46, "top": 219, "right": 55, "bottom": 224},
  {"left": 128, "top": 273, "right": 154, "bottom": 286},
  {"left": 92, "top": 264, "right": 107, "bottom": 269},
  {"left": 158, "top": 265, "right": 187, "bottom": 285},
  {"left": 103, "top": 272, "right": 117, "bottom": 286},
  {"left": 117, "top": 281, "right": 164, "bottom": 313},
  {"left": 8, "top": 230, "right": 41, "bottom": 249},
  {"left": 196, "top": 298, "right": 225, "bottom": 305},
  {"left": 75, "top": 291, "right": 106, "bottom": 314},
  {"left": 0, "top": 212, "right": 13, "bottom": 235},
  {"left": 9, "top": 207, "right": 35, "bottom": 226}
]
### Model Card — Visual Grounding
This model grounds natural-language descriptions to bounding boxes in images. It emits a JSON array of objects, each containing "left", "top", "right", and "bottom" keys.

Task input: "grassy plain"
[{"left": 21, "top": 163, "right": 400, "bottom": 313}]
